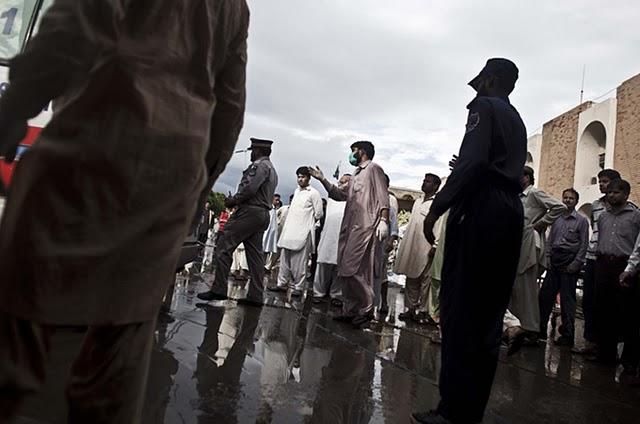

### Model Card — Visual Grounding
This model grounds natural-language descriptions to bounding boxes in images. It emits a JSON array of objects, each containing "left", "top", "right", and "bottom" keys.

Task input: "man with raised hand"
[{"left": 310, "top": 141, "right": 390, "bottom": 328}]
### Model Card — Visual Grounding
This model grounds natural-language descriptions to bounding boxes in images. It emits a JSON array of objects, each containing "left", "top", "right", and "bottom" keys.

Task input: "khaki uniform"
[{"left": 0, "top": 1, "right": 249, "bottom": 422}]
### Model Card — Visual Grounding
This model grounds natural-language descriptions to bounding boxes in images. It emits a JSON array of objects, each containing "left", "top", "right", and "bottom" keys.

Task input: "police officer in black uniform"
[
  {"left": 198, "top": 138, "right": 278, "bottom": 306},
  {"left": 416, "top": 59, "right": 527, "bottom": 424}
]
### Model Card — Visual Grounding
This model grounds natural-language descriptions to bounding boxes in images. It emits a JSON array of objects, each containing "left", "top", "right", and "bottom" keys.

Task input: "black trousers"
[
  {"left": 212, "top": 206, "right": 269, "bottom": 300},
  {"left": 539, "top": 259, "right": 578, "bottom": 340},
  {"left": 594, "top": 255, "right": 640, "bottom": 368},
  {"left": 436, "top": 187, "right": 523, "bottom": 424},
  {"left": 582, "top": 259, "right": 597, "bottom": 342}
]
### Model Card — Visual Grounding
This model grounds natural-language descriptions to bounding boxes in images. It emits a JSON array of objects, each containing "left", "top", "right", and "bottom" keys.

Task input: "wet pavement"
[{"left": 14, "top": 274, "right": 640, "bottom": 424}]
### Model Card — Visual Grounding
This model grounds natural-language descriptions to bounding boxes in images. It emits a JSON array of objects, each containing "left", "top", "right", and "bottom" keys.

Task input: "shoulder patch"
[{"left": 465, "top": 112, "right": 480, "bottom": 134}]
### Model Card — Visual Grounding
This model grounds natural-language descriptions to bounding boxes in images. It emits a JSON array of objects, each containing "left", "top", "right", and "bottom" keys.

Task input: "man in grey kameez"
[
  {"left": 0, "top": 1, "right": 249, "bottom": 422},
  {"left": 510, "top": 166, "right": 565, "bottom": 340},
  {"left": 310, "top": 141, "right": 389, "bottom": 327}
]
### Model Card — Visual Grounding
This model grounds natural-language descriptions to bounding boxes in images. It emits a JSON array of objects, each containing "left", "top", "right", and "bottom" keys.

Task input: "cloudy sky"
[{"left": 213, "top": 0, "right": 640, "bottom": 199}]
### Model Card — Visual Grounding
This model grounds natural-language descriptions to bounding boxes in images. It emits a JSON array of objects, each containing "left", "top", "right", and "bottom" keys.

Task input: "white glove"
[{"left": 376, "top": 220, "right": 389, "bottom": 241}]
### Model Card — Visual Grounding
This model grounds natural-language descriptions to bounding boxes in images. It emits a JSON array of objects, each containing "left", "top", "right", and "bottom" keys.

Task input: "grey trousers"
[
  {"left": 212, "top": 206, "right": 270, "bottom": 300},
  {"left": 313, "top": 263, "right": 343, "bottom": 298},
  {"left": 404, "top": 259, "right": 432, "bottom": 313},
  {"left": 0, "top": 312, "right": 155, "bottom": 424},
  {"left": 509, "top": 265, "right": 541, "bottom": 332},
  {"left": 277, "top": 238, "right": 312, "bottom": 291}
]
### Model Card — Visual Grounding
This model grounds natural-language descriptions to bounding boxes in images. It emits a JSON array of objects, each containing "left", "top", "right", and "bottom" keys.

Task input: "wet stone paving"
[{"left": 15, "top": 274, "right": 640, "bottom": 424}]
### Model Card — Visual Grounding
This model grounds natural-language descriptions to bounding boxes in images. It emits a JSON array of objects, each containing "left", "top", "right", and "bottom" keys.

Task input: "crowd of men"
[{"left": 0, "top": 2, "right": 637, "bottom": 423}]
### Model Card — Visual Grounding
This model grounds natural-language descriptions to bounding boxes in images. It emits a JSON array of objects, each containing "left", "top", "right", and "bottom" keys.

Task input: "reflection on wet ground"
[{"left": 15, "top": 275, "right": 640, "bottom": 423}]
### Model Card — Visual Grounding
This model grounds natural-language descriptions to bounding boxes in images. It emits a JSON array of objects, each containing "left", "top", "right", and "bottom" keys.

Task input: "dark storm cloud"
[{"left": 214, "top": 0, "right": 640, "bottom": 196}]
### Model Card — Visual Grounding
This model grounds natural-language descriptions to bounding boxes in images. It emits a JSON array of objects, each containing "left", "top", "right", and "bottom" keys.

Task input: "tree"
[{"left": 208, "top": 191, "right": 226, "bottom": 216}]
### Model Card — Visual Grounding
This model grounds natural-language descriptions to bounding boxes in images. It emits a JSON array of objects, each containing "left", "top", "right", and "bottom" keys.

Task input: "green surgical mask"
[{"left": 349, "top": 152, "right": 359, "bottom": 166}]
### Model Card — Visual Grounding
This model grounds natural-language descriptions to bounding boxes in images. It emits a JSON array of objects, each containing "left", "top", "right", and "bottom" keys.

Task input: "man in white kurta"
[
  {"left": 313, "top": 175, "right": 351, "bottom": 304},
  {"left": 263, "top": 196, "right": 280, "bottom": 255},
  {"left": 276, "top": 167, "right": 324, "bottom": 296},
  {"left": 510, "top": 166, "right": 565, "bottom": 337},
  {"left": 394, "top": 173, "right": 442, "bottom": 321}
]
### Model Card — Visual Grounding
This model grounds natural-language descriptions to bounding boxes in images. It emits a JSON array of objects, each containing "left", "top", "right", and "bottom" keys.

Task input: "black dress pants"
[
  {"left": 582, "top": 259, "right": 597, "bottom": 343},
  {"left": 436, "top": 187, "right": 523, "bottom": 424},
  {"left": 539, "top": 259, "right": 578, "bottom": 340},
  {"left": 594, "top": 255, "right": 640, "bottom": 369}
]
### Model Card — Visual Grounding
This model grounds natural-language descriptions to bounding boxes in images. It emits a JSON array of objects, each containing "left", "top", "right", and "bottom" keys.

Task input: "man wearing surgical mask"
[{"left": 310, "top": 141, "right": 389, "bottom": 328}]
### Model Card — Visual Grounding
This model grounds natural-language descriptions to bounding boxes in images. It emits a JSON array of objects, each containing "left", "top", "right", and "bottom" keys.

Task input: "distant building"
[
  {"left": 527, "top": 73, "right": 640, "bottom": 216},
  {"left": 389, "top": 186, "right": 423, "bottom": 212}
]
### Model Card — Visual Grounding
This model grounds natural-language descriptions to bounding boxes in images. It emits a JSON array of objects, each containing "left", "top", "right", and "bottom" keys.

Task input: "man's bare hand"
[
  {"left": 533, "top": 221, "right": 547, "bottom": 233},
  {"left": 566, "top": 262, "right": 581, "bottom": 274},
  {"left": 309, "top": 166, "right": 324, "bottom": 181},
  {"left": 619, "top": 271, "right": 635, "bottom": 288},
  {"left": 448, "top": 155, "right": 458, "bottom": 171},
  {"left": 423, "top": 213, "right": 437, "bottom": 245},
  {"left": 224, "top": 197, "right": 237, "bottom": 209}
]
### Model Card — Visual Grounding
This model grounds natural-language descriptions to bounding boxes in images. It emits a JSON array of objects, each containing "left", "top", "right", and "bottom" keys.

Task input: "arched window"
[{"left": 574, "top": 121, "right": 606, "bottom": 188}]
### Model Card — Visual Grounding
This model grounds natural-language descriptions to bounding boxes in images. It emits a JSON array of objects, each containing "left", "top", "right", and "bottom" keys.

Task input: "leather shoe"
[
  {"left": 554, "top": 335, "right": 574, "bottom": 347},
  {"left": 330, "top": 298, "right": 343, "bottom": 307},
  {"left": 267, "top": 285, "right": 287, "bottom": 293},
  {"left": 333, "top": 314, "right": 356, "bottom": 323},
  {"left": 398, "top": 310, "right": 415, "bottom": 321},
  {"left": 197, "top": 290, "right": 228, "bottom": 301},
  {"left": 504, "top": 326, "right": 526, "bottom": 356},
  {"left": 411, "top": 411, "right": 453, "bottom": 424},
  {"left": 352, "top": 312, "right": 374, "bottom": 328},
  {"left": 237, "top": 298, "right": 263, "bottom": 308}
]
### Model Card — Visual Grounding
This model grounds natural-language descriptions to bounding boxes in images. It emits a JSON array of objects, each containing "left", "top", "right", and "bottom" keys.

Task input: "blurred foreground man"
[
  {"left": 0, "top": 1, "right": 249, "bottom": 422},
  {"left": 418, "top": 59, "right": 527, "bottom": 424},
  {"left": 310, "top": 141, "right": 390, "bottom": 328}
]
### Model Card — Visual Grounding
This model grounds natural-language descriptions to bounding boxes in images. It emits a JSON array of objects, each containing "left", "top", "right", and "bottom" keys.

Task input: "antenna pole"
[{"left": 580, "top": 65, "right": 586, "bottom": 104}]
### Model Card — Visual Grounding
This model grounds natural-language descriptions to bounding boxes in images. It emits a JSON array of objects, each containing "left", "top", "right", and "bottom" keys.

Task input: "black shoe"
[
  {"left": 504, "top": 327, "right": 527, "bottom": 356},
  {"left": 237, "top": 298, "right": 264, "bottom": 307},
  {"left": 330, "top": 298, "right": 344, "bottom": 307},
  {"left": 398, "top": 310, "right": 415, "bottom": 321},
  {"left": 290, "top": 289, "right": 303, "bottom": 297},
  {"left": 352, "top": 312, "right": 374, "bottom": 328},
  {"left": 333, "top": 314, "right": 356, "bottom": 323},
  {"left": 267, "top": 285, "right": 287, "bottom": 293},
  {"left": 411, "top": 410, "right": 453, "bottom": 424},
  {"left": 197, "top": 290, "right": 228, "bottom": 301},
  {"left": 554, "top": 335, "right": 574, "bottom": 347},
  {"left": 312, "top": 296, "right": 326, "bottom": 304}
]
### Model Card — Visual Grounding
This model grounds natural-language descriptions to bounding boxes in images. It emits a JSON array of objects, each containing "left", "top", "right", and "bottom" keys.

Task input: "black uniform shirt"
[
  {"left": 431, "top": 95, "right": 527, "bottom": 217},
  {"left": 233, "top": 157, "right": 278, "bottom": 209}
]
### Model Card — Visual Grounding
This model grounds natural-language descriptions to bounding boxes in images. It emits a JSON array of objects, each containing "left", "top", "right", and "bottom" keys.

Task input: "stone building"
[
  {"left": 389, "top": 186, "right": 424, "bottom": 212},
  {"left": 528, "top": 72, "right": 640, "bottom": 216}
]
